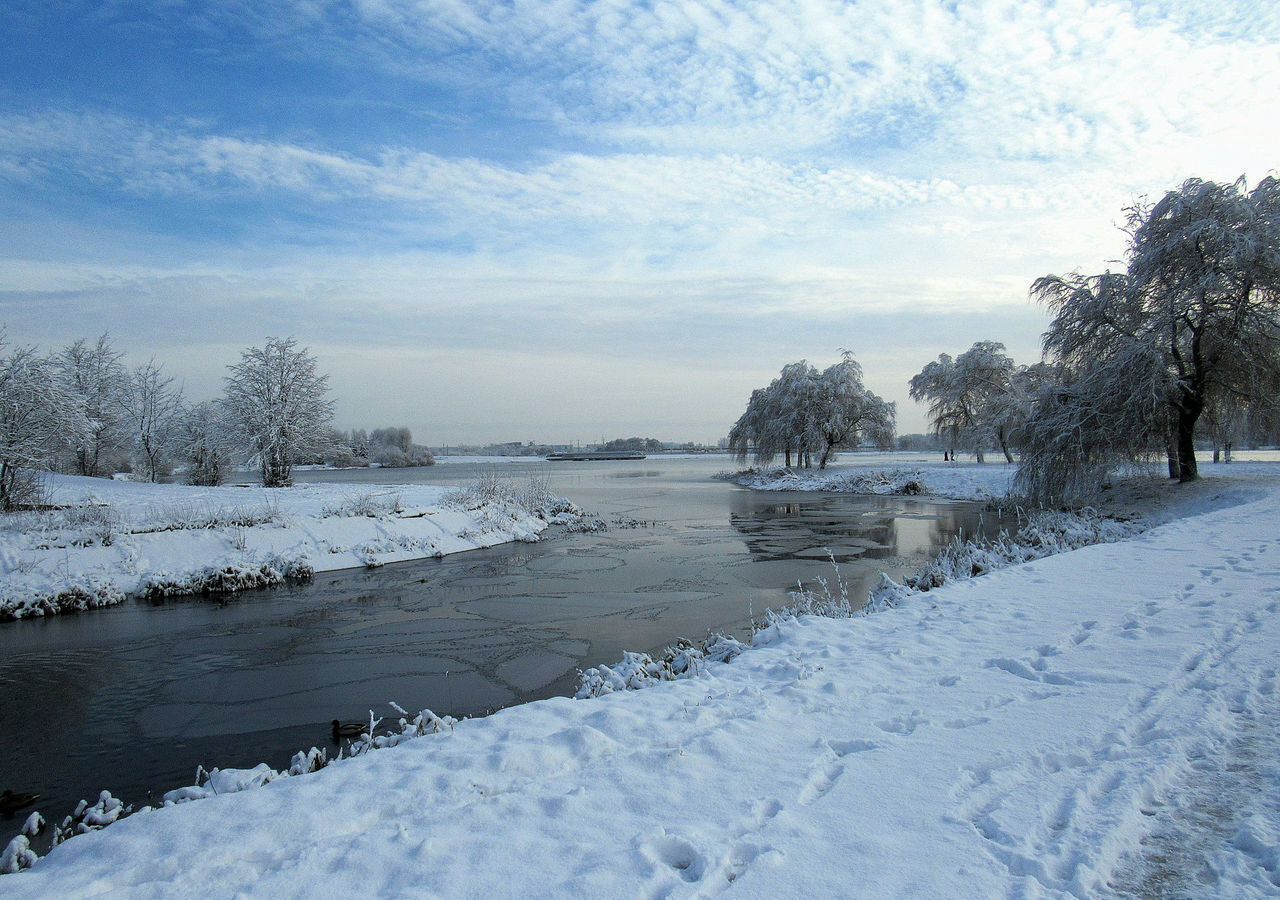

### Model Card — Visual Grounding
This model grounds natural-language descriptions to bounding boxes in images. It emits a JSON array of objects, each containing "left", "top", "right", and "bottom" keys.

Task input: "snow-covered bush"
[
  {"left": 860, "top": 508, "right": 1141, "bottom": 613},
  {"left": 445, "top": 472, "right": 577, "bottom": 525},
  {"left": 321, "top": 491, "right": 404, "bottom": 518},
  {"left": 50, "top": 792, "right": 130, "bottom": 848},
  {"left": 0, "top": 581, "right": 126, "bottom": 622},
  {"left": 140, "top": 554, "right": 314, "bottom": 600},
  {"left": 135, "top": 498, "right": 281, "bottom": 533},
  {"left": 575, "top": 635, "right": 747, "bottom": 699}
]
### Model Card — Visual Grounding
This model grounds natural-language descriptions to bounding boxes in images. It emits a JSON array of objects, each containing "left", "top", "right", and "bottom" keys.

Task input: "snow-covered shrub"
[
  {"left": 59, "top": 503, "right": 120, "bottom": 546},
  {"left": 135, "top": 498, "right": 281, "bottom": 533},
  {"left": 445, "top": 472, "right": 578, "bottom": 531},
  {"left": 575, "top": 635, "right": 747, "bottom": 699},
  {"left": 0, "top": 835, "right": 37, "bottom": 874},
  {"left": 140, "top": 554, "right": 314, "bottom": 600},
  {"left": 562, "top": 515, "right": 607, "bottom": 534},
  {"left": 321, "top": 491, "right": 404, "bottom": 518},
  {"left": 50, "top": 791, "right": 130, "bottom": 848},
  {"left": 0, "top": 581, "right": 126, "bottom": 622}
]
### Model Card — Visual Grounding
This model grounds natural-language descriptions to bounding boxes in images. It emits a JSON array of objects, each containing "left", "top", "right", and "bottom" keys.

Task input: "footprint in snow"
[
  {"left": 875, "top": 712, "right": 926, "bottom": 736},
  {"left": 639, "top": 833, "right": 707, "bottom": 885},
  {"left": 944, "top": 716, "right": 990, "bottom": 729}
]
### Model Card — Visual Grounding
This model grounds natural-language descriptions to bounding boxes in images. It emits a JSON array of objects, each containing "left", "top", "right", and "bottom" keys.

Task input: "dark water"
[{"left": 0, "top": 457, "right": 1003, "bottom": 838}]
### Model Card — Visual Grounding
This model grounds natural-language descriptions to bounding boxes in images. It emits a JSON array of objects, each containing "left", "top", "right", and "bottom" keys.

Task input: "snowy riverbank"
[
  {"left": 724, "top": 459, "right": 1018, "bottom": 500},
  {"left": 0, "top": 473, "right": 575, "bottom": 620},
  {"left": 5, "top": 463, "right": 1280, "bottom": 896}
]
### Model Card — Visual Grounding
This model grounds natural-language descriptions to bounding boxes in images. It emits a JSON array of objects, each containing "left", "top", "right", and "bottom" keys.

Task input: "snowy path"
[{"left": 7, "top": 475, "right": 1280, "bottom": 897}]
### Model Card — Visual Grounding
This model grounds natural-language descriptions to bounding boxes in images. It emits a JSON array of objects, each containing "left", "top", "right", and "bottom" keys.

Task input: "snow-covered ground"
[
  {"left": 0, "top": 473, "right": 567, "bottom": 620},
  {"left": 726, "top": 459, "right": 1017, "bottom": 500},
  {"left": 6, "top": 463, "right": 1280, "bottom": 897},
  {"left": 724, "top": 451, "right": 1280, "bottom": 503}
]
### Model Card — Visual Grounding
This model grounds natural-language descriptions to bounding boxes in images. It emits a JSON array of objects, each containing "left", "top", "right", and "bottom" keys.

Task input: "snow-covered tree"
[
  {"left": 728, "top": 363, "right": 820, "bottom": 468},
  {"left": 1017, "top": 176, "right": 1280, "bottom": 501},
  {"left": 909, "top": 342, "right": 1027, "bottom": 463},
  {"left": 118, "top": 361, "right": 183, "bottom": 482},
  {"left": 812, "top": 352, "right": 895, "bottom": 468},
  {"left": 177, "top": 401, "right": 233, "bottom": 486},
  {"left": 1029, "top": 177, "right": 1280, "bottom": 490},
  {"left": 1127, "top": 176, "right": 1280, "bottom": 481},
  {"left": 58, "top": 334, "right": 129, "bottom": 477},
  {"left": 0, "top": 335, "right": 85, "bottom": 510},
  {"left": 222, "top": 337, "right": 334, "bottom": 487},
  {"left": 1014, "top": 337, "right": 1168, "bottom": 505},
  {"left": 728, "top": 354, "right": 893, "bottom": 469}
]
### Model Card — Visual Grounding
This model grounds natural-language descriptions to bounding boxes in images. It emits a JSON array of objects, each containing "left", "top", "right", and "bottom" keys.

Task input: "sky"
[{"left": 1, "top": 1, "right": 1277, "bottom": 444}]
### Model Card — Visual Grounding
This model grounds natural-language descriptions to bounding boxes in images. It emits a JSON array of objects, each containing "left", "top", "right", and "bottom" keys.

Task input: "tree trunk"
[
  {"left": 1176, "top": 402, "right": 1201, "bottom": 483},
  {"left": 1212, "top": 443, "right": 1220, "bottom": 464},
  {"left": 975, "top": 448, "right": 985, "bottom": 464},
  {"left": 0, "top": 462, "right": 11, "bottom": 512},
  {"left": 997, "top": 429, "right": 1014, "bottom": 464},
  {"left": 1225, "top": 442, "right": 1233, "bottom": 463},
  {"left": 1165, "top": 434, "right": 1178, "bottom": 480},
  {"left": 784, "top": 448, "right": 792, "bottom": 469},
  {"left": 818, "top": 444, "right": 832, "bottom": 469}
]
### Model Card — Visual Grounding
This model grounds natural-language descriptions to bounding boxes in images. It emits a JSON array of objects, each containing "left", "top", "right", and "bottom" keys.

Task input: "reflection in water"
[
  {"left": 0, "top": 458, "right": 1006, "bottom": 841},
  {"left": 729, "top": 491, "right": 988, "bottom": 568}
]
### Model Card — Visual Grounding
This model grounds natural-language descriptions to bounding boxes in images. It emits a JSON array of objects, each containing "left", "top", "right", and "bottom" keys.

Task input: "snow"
[
  {"left": 6, "top": 463, "right": 1280, "bottom": 898},
  {"left": 0, "top": 473, "right": 562, "bottom": 619},
  {"left": 725, "top": 458, "right": 1017, "bottom": 499}
]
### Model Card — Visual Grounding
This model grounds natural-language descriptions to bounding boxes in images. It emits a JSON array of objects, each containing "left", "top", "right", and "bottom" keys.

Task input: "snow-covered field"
[
  {"left": 6, "top": 463, "right": 1279, "bottom": 897},
  {"left": 0, "top": 473, "right": 568, "bottom": 620}
]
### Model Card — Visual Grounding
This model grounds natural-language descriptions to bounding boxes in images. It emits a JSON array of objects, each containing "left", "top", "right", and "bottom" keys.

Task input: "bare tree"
[
  {"left": 58, "top": 334, "right": 128, "bottom": 477},
  {"left": 118, "top": 361, "right": 183, "bottom": 482},
  {"left": 0, "top": 335, "right": 85, "bottom": 510},
  {"left": 223, "top": 337, "right": 334, "bottom": 487}
]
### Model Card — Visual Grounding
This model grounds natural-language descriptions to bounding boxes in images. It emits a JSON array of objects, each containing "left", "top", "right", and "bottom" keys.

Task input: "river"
[{"left": 0, "top": 456, "right": 1005, "bottom": 835}]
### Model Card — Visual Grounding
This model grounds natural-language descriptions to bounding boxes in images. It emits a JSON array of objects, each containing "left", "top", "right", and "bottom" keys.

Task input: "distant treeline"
[{"left": 322, "top": 428, "right": 435, "bottom": 468}]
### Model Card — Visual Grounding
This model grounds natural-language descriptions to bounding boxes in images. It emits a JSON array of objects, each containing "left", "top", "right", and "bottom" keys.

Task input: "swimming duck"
[
  {"left": 331, "top": 720, "right": 365, "bottom": 740},
  {"left": 0, "top": 790, "right": 40, "bottom": 815}
]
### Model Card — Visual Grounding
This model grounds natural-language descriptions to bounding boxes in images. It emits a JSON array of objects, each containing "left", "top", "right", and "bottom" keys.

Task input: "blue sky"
[{"left": 2, "top": 1, "right": 1277, "bottom": 443}]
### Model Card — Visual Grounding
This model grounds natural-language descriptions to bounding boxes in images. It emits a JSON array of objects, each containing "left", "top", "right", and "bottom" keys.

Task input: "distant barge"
[{"left": 545, "top": 451, "right": 647, "bottom": 461}]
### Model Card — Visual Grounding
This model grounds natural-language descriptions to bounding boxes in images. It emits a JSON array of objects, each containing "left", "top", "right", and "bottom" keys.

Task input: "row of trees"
[
  {"left": 0, "top": 334, "right": 428, "bottom": 509},
  {"left": 728, "top": 177, "right": 1280, "bottom": 502},
  {"left": 727, "top": 352, "right": 896, "bottom": 469},
  {"left": 601, "top": 437, "right": 665, "bottom": 452}
]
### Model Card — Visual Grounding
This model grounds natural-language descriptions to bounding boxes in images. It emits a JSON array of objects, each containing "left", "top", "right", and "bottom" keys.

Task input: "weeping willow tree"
[
  {"left": 909, "top": 341, "right": 1031, "bottom": 463},
  {"left": 728, "top": 353, "right": 894, "bottom": 470},
  {"left": 1017, "top": 176, "right": 1280, "bottom": 503}
]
